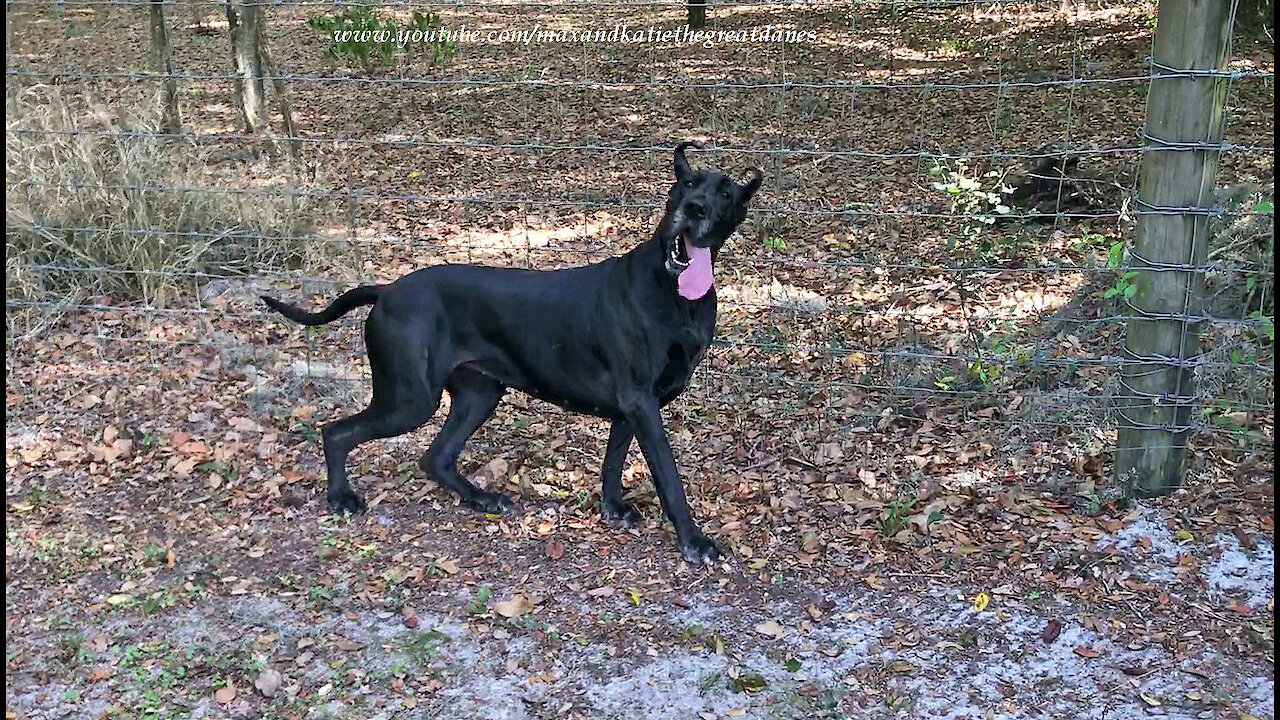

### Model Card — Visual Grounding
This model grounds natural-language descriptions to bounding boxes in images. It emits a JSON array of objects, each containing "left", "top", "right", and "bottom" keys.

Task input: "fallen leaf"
[
  {"left": 494, "top": 593, "right": 532, "bottom": 618},
  {"left": 1042, "top": 619, "right": 1062, "bottom": 643},
  {"left": 254, "top": 669, "right": 283, "bottom": 697},
  {"left": 483, "top": 458, "right": 508, "bottom": 484},
  {"left": 1139, "top": 692, "right": 1161, "bottom": 707},
  {"left": 1074, "top": 646, "right": 1101, "bottom": 659},
  {"left": 754, "top": 619, "right": 786, "bottom": 638},
  {"left": 730, "top": 672, "right": 768, "bottom": 693},
  {"left": 544, "top": 539, "right": 565, "bottom": 560},
  {"left": 214, "top": 682, "right": 236, "bottom": 704},
  {"left": 972, "top": 592, "right": 990, "bottom": 612}
]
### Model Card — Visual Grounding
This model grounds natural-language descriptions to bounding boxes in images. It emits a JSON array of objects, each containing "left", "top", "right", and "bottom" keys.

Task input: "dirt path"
[{"left": 5, "top": 494, "right": 1273, "bottom": 720}]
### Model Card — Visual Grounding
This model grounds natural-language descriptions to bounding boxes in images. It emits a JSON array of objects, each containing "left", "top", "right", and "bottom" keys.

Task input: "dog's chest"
[{"left": 656, "top": 312, "right": 714, "bottom": 403}]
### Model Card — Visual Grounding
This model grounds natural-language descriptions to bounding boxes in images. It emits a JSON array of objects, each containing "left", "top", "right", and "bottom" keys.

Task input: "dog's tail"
[{"left": 260, "top": 285, "right": 383, "bottom": 326}]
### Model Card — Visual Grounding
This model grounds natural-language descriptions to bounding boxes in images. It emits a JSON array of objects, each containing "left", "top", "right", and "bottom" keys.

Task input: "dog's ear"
[
  {"left": 673, "top": 141, "right": 702, "bottom": 179},
  {"left": 739, "top": 168, "right": 763, "bottom": 202}
]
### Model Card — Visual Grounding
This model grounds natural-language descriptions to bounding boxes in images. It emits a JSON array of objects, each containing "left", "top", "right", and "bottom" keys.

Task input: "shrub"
[
  {"left": 309, "top": 6, "right": 456, "bottom": 71},
  {"left": 928, "top": 158, "right": 1018, "bottom": 260},
  {"left": 6, "top": 86, "right": 321, "bottom": 333}
]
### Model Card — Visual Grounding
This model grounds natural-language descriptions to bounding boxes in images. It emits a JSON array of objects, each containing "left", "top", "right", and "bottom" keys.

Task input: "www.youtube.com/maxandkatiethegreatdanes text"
[{"left": 327, "top": 24, "right": 819, "bottom": 50}]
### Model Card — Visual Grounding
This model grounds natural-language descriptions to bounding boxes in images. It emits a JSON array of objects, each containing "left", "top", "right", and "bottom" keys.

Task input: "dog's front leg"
[
  {"left": 600, "top": 420, "right": 642, "bottom": 526},
  {"left": 619, "top": 396, "right": 720, "bottom": 563}
]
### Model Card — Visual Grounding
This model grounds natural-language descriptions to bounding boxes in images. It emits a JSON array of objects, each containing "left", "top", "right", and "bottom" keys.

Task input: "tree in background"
[
  {"left": 148, "top": 0, "right": 180, "bottom": 132},
  {"left": 225, "top": 0, "right": 267, "bottom": 133},
  {"left": 688, "top": 0, "right": 706, "bottom": 29}
]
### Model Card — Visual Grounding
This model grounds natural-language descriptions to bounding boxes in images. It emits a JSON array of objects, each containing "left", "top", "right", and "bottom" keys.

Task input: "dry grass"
[{"left": 5, "top": 85, "right": 325, "bottom": 334}]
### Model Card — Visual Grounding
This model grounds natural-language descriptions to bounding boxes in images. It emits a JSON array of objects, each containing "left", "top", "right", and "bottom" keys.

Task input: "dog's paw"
[
  {"left": 328, "top": 489, "right": 367, "bottom": 515},
  {"left": 678, "top": 534, "right": 721, "bottom": 564},
  {"left": 602, "top": 499, "right": 643, "bottom": 527},
  {"left": 467, "top": 491, "right": 513, "bottom": 515}
]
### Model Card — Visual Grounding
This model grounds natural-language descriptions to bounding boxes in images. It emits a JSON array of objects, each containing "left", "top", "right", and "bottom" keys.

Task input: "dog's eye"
[{"left": 683, "top": 180, "right": 694, "bottom": 187}]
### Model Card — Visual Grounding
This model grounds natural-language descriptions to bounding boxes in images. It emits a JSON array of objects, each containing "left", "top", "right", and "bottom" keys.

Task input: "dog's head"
[{"left": 658, "top": 142, "right": 762, "bottom": 300}]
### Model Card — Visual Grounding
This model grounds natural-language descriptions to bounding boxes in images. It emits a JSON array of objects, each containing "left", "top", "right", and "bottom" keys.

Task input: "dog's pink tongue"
[{"left": 677, "top": 243, "right": 714, "bottom": 300}]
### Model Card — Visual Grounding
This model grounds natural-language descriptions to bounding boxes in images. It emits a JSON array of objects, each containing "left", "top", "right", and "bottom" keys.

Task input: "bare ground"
[{"left": 5, "top": 1, "right": 1275, "bottom": 718}]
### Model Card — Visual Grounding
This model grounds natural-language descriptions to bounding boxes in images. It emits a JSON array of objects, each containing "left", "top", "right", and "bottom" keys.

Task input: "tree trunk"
[
  {"left": 1115, "top": 0, "right": 1233, "bottom": 496},
  {"left": 687, "top": 0, "right": 706, "bottom": 29},
  {"left": 226, "top": 0, "right": 266, "bottom": 133},
  {"left": 255, "top": 19, "right": 300, "bottom": 158},
  {"left": 149, "top": 0, "right": 180, "bottom": 133}
]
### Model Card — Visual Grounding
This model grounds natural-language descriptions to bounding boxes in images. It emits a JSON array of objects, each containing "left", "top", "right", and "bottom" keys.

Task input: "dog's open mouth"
[
  {"left": 673, "top": 232, "right": 714, "bottom": 301},
  {"left": 668, "top": 233, "right": 691, "bottom": 270}
]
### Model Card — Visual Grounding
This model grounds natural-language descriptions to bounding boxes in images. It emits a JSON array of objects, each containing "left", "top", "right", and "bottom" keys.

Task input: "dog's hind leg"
[
  {"left": 600, "top": 420, "right": 642, "bottom": 526},
  {"left": 322, "top": 317, "right": 442, "bottom": 514},
  {"left": 418, "top": 367, "right": 511, "bottom": 514}
]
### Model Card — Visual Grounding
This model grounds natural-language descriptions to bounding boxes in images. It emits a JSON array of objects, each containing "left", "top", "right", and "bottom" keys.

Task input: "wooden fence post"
[{"left": 1115, "top": 0, "right": 1234, "bottom": 496}]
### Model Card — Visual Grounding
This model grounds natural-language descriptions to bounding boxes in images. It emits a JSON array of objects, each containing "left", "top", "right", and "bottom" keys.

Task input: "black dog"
[{"left": 263, "top": 143, "right": 762, "bottom": 562}]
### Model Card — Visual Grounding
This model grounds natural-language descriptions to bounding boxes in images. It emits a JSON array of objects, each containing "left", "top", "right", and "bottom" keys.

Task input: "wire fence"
[{"left": 5, "top": 0, "right": 1275, "bottom": 487}]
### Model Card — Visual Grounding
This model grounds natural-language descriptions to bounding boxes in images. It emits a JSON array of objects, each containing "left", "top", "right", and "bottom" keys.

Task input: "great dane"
[{"left": 263, "top": 142, "right": 762, "bottom": 562}]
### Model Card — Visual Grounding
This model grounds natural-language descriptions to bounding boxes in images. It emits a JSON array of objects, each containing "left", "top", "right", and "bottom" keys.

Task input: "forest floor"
[{"left": 6, "top": 0, "right": 1275, "bottom": 718}]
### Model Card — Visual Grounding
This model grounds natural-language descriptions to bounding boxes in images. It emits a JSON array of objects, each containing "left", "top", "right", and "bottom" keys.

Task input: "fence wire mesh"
[{"left": 6, "top": 0, "right": 1274, "bottom": 499}]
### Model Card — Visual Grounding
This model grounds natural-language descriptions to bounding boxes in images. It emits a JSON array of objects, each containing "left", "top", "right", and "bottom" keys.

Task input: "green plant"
[
  {"left": 403, "top": 630, "right": 447, "bottom": 664},
  {"left": 1073, "top": 225, "right": 1109, "bottom": 252},
  {"left": 1104, "top": 241, "right": 1139, "bottom": 300},
  {"left": 966, "top": 358, "right": 1001, "bottom": 388},
  {"left": 467, "top": 586, "right": 491, "bottom": 614},
  {"left": 877, "top": 496, "right": 916, "bottom": 538},
  {"left": 1248, "top": 311, "right": 1274, "bottom": 342},
  {"left": 929, "top": 159, "right": 1016, "bottom": 259},
  {"left": 310, "top": 6, "right": 455, "bottom": 71}
]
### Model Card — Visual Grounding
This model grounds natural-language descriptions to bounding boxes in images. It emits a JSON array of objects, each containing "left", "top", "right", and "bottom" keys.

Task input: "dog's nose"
[{"left": 686, "top": 200, "right": 706, "bottom": 219}]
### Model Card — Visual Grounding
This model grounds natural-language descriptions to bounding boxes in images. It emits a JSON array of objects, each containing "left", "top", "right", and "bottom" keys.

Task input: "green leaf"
[
  {"left": 783, "top": 658, "right": 802, "bottom": 672},
  {"left": 1253, "top": 200, "right": 1274, "bottom": 214},
  {"left": 1107, "top": 242, "right": 1125, "bottom": 269},
  {"left": 1123, "top": 283, "right": 1138, "bottom": 299}
]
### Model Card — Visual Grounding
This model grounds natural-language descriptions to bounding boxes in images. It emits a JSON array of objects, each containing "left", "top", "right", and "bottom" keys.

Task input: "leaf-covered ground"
[{"left": 5, "top": 1, "right": 1274, "bottom": 718}]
